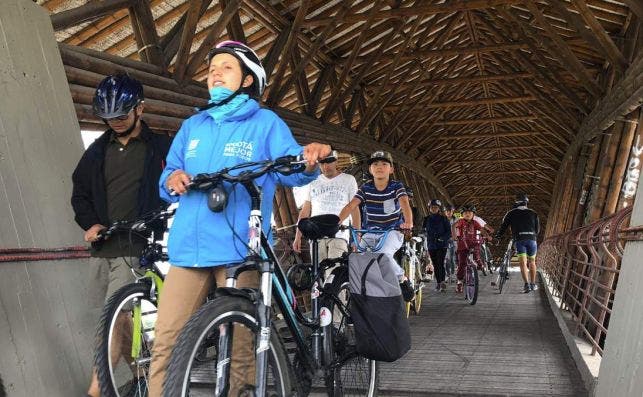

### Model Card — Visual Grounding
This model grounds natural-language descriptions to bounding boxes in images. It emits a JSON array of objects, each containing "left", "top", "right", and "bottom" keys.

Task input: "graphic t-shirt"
[
  {"left": 305, "top": 173, "right": 358, "bottom": 240},
  {"left": 356, "top": 180, "right": 407, "bottom": 230}
]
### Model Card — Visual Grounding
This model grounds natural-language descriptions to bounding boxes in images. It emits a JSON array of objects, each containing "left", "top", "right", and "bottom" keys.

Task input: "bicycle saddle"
[{"left": 297, "top": 214, "right": 340, "bottom": 240}]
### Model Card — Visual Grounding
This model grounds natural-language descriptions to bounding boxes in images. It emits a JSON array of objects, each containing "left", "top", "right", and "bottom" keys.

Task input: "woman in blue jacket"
[
  {"left": 423, "top": 199, "right": 452, "bottom": 292},
  {"left": 148, "top": 41, "right": 331, "bottom": 396}
]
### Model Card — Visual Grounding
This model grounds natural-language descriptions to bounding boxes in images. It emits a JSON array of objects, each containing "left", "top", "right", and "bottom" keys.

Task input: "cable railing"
[{"left": 539, "top": 206, "right": 643, "bottom": 355}]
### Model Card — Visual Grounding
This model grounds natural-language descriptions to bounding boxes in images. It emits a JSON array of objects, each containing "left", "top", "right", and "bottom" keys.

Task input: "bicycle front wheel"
[
  {"left": 95, "top": 281, "right": 157, "bottom": 397},
  {"left": 498, "top": 258, "right": 509, "bottom": 294},
  {"left": 163, "top": 296, "right": 293, "bottom": 397},
  {"left": 464, "top": 265, "right": 479, "bottom": 305},
  {"left": 323, "top": 266, "right": 379, "bottom": 397}
]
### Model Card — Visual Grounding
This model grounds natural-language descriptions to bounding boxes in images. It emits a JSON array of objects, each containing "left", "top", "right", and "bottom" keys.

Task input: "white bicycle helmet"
[{"left": 207, "top": 40, "right": 267, "bottom": 97}]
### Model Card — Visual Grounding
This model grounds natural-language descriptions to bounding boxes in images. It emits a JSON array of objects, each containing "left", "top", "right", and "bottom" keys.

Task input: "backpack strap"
[{"left": 360, "top": 254, "right": 385, "bottom": 295}]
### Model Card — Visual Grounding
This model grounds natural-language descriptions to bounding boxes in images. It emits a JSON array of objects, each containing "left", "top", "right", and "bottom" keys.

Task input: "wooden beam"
[
  {"left": 161, "top": 1, "right": 213, "bottom": 66},
  {"left": 302, "top": 0, "right": 521, "bottom": 27},
  {"left": 130, "top": 0, "right": 165, "bottom": 67},
  {"left": 361, "top": 42, "right": 528, "bottom": 61},
  {"left": 320, "top": 1, "right": 392, "bottom": 122},
  {"left": 184, "top": 0, "right": 243, "bottom": 82},
  {"left": 438, "top": 144, "right": 542, "bottom": 153},
  {"left": 272, "top": 2, "right": 351, "bottom": 105},
  {"left": 50, "top": 0, "right": 133, "bottom": 31},
  {"left": 266, "top": 0, "right": 311, "bottom": 106},
  {"left": 571, "top": 0, "right": 629, "bottom": 74},
  {"left": 393, "top": 71, "right": 532, "bottom": 90},
  {"left": 172, "top": 0, "right": 204, "bottom": 82},
  {"left": 433, "top": 115, "right": 536, "bottom": 126},
  {"left": 263, "top": 27, "right": 292, "bottom": 81},
  {"left": 344, "top": 86, "right": 362, "bottom": 128},
  {"left": 387, "top": 95, "right": 536, "bottom": 109},
  {"left": 622, "top": 0, "right": 643, "bottom": 21},
  {"left": 307, "top": 64, "right": 333, "bottom": 117},
  {"left": 524, "top": 0, "right": 602, "bottom": 98},
  {"left": 435, "top": 156, "right": 543, "bottom": 165},
  {"left": 435, "top": 131, "right": 538, "bottom": 140},
  {"left": 221, "top": 0, "right": 246, "bottom": 41},
  {"left": 547, "top": 0, "right": 624, "bottom": 74}
]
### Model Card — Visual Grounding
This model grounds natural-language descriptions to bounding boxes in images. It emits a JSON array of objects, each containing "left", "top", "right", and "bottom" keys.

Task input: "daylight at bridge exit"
[{"left": 0, "top": 1, "right": 642, "bottom": 396}]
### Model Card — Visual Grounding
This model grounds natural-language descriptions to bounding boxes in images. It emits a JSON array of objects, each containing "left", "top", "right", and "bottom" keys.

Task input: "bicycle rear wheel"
[
  {"left": 323, "top": 267, "right": 379, "bottom": 397},
  {"left": 498, "top": 258, "right": 509, "bottom": 294},
  {"left": 464, "top": 265, "right": 479, "bottom": 305},
  {"left": 163, "top": 296, "right": 293, "bottom": 397},
  {"left": 96, "top": 281, "right": 157, "bottom": 397}
]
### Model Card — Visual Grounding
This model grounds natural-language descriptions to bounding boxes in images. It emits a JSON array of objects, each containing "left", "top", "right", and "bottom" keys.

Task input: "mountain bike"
[
  {"left": 162, "top": 156, "right": 378, "bottom": 396},
  {"left": 94, "top": 207, "right": 175, "bottom": 397},
  {"left": 491, "top": 239, "right": 514, "bottom": 294},
  {"left": 480, "top": 241, "right": 494, "bottom": 275}
]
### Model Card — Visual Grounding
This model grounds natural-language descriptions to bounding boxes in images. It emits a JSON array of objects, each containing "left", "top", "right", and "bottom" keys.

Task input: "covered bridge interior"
[{"left": 0, "top": 0, "right": 642, "bottom": 396}]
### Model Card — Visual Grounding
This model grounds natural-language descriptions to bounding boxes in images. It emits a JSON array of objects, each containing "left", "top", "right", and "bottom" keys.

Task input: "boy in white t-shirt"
[{"left": 293, "top": 151, "right": 360, "bottom": 260}]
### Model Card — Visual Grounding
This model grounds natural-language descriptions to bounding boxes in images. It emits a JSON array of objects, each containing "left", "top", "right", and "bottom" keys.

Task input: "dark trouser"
[
  {"left": 429, "top": 248, "right": 447, "bottom": 284},
  {"left": 456, "top": 246, "right": 482, "bottom": 281}
]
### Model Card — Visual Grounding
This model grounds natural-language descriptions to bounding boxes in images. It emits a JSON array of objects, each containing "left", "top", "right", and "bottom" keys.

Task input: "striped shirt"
[{"left": 356, "top": 180, "right": 407, "bottom": 230}]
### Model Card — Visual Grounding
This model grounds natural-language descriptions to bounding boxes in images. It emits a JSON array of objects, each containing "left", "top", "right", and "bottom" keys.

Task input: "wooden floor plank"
[{"left": 378, "top": 269, "right": 588, "bottom": 396}]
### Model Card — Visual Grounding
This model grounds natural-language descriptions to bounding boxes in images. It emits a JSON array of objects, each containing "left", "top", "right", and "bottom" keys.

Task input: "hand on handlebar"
[
  {"left": 166, "top": 170, "right": 192, "bottom": 195},
  {"left": 302, "top": 143, "right": 332, "bottom": 167},
  {"left": 84, "top": 224, "right": 106, "bottom": 242}
]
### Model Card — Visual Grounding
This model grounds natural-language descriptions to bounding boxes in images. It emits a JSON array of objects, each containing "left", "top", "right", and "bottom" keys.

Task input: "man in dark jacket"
[
  {"left": 71, "top": 74, "right": 172, "bottom": 397},
  {"left": 423, "top": 199, "right": 452, "bottom": 292},
  {"left": 495, "top": 193, "right": 540, "bottom": 293}
]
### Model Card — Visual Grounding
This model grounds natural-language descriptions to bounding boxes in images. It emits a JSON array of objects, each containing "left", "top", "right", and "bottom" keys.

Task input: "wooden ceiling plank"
[
  {"left": 344, "top": 86, "right": 363, "bottom": 128},
  {"left": 265, "top": 0, "right": 311, "bottom": 106},
  {"left": 50, "top": 0, "right": 134, "bottom": 31},
  {"left": 272, "top": 2, "right": 351, "bottom": 106},
  {"left": 622, "top": 0, "right": 643, "bottom": 21},
  {"left": 263, "top": 27, "right": 293, "bottom": 82},
  {"left": 303, "top": 0, "right": 521, "bottom": 27},
  {"left": 363, "top": 42, "right": 528, "bottom": 61},
  {"left": 571, "top": 0, "right": 629, "bottom": 73},
  {"left": 184, "top": 0, "right": 244, "bottom": 83}
]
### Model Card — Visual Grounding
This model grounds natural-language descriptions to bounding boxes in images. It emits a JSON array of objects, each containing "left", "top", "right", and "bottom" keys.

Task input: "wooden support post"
[
  {"left": 130, "top": 0, "right": 165, "bottom": 68},
  {"left": 603, "top": 111, "right": 639, "bottom": 215}
]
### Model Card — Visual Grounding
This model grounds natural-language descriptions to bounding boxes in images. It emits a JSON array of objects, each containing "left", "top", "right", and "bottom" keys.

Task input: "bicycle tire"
[
  {"left": 464, "top": 265, "right": 479, "bottom": 305},
  {"left": 163, "top": 296, "right": 294, "bottom": 397},
  {"left": 401, "top": 256, "right": 412, "bottom": 318},
  {"left": 498, "top": 257, "right": 509, "bottom": 294},
  {"left": 95, "top": 281, "right": 157, "bottom": 397},
  {"left": 323, "top": 267, "right": 379, "bottom": 397}
]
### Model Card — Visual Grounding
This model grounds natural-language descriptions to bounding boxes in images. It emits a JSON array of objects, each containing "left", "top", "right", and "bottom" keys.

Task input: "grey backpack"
[{"left": 348, "top": 253, "right": 411, "bottom": 362}]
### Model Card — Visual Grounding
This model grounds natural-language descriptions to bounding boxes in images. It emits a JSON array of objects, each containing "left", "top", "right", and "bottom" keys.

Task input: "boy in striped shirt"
[{"left": 338, "top": 151, "right": 414, "bottom": 300}]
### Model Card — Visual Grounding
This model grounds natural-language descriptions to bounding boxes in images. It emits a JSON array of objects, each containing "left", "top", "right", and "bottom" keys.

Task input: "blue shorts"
[{"left": 515, "top": 239, "right": 537, "bottom": 258}]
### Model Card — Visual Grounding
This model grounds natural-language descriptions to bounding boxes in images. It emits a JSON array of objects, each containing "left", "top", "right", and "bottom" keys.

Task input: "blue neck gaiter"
[{"left": 206, "top": 87, "right": 250, "bottom": 122}]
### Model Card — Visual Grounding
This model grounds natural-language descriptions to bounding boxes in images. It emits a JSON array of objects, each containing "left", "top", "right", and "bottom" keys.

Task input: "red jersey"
[{"left": 453, "top": 218, "right": 484, "bottom": 251}]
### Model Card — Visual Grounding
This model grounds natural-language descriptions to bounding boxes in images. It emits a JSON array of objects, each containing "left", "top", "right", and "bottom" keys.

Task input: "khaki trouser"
[
  {"left": 148, "top": 265, "right": 258, "bottom": 397},
  {"left": 313, "top": 237, "right": 349, "bottom": 262}
]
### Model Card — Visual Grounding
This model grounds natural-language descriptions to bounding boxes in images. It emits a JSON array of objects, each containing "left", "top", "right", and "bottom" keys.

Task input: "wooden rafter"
[
  {"left": 302, "top": 0, "right": 521, "bottom": 27},
  {"left": 172, "top": 0, "right": 203, "bottom": 81},
  {"left": 222, "top": 0, "right": 246, "bottom": 41},
  {"left": 50, "top": 0, "right": 133, "bottom": 31},
  {"left": 160, "top": 1, "right": 213, "bottom": 66}
]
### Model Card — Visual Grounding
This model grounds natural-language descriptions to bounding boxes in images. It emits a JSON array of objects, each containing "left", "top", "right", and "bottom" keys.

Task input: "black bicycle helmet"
[
  {"left": 92, "top": 73, "right": 144, "bottom": 119},
  {"left": 461, "top": 204, "right": 476, "bottom": 213},
  {"left": 443, "top": 204, "right": 455, "bottom": 211},
  {"left": 207, "top": 40, "right": 267, "bottom": 97},
  {"left": 429, "top": 199, "right": 442, "bottom": 207},
  {"left": 515, "top": 193, "right": 529, "bottom": 205}
]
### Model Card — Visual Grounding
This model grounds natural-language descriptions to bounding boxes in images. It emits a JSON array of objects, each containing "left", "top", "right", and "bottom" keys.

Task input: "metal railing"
[{"left": 540, "top": 206, "right": 643, "bottom": 355}]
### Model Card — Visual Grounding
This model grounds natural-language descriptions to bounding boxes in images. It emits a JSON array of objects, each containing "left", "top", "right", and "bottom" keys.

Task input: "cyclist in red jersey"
[{"left": 451, "top": 204, "right": 490, "bottom": 293}]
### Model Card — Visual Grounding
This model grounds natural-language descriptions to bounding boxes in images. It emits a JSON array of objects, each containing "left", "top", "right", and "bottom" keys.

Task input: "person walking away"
[{"left": 495, "top": 193, "right": 540, "bottom": 293}]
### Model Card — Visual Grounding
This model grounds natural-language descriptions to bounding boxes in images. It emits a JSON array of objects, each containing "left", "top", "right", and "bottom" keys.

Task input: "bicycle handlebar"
[{"left": 96, "top": 208, "right": 176, "bottom": 241}]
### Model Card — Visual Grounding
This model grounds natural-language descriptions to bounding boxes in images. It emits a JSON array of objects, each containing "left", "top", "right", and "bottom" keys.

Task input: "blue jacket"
[
  {"left": 159, "top": 99, "right": 318, "bottom": 267},
  {"left": 423, "top": 214, "right": 451, "bottom": 250}
]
